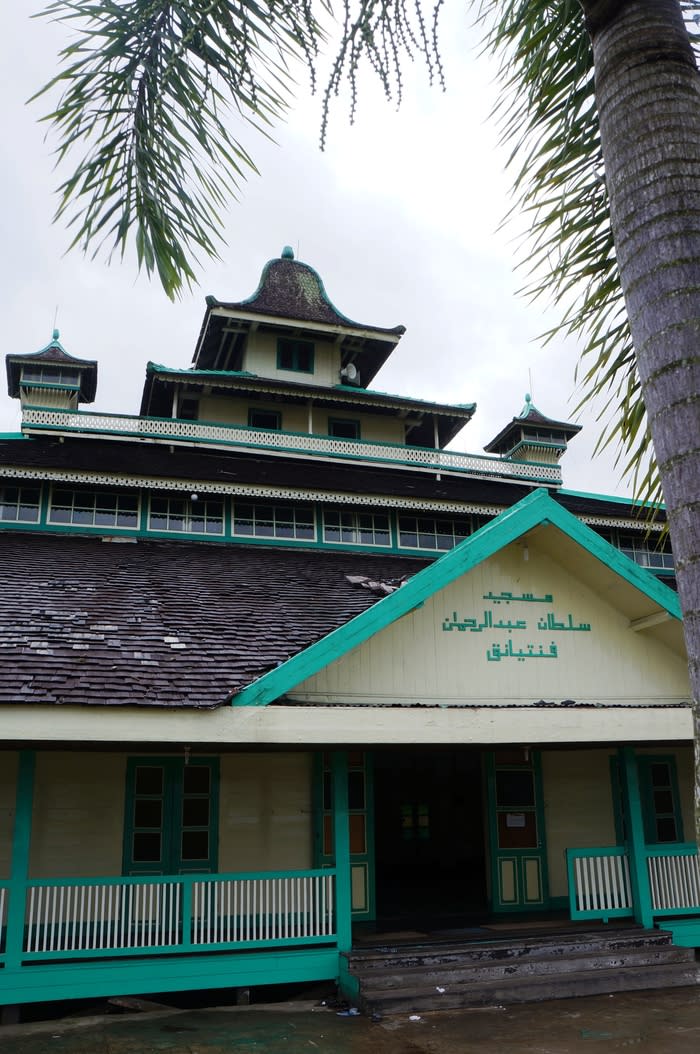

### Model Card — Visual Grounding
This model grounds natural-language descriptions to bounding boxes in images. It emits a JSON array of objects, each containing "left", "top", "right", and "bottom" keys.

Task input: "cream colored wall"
[
  {"left": 22, "top": 751, "right": 312, "bottom": 878},
  {"left": 218, "top": 753, "right": 313, "bottom": 872},
  {"left": 30, "top": 753, "right": 126, "bottom": 878},
  {"left": 541, "top": 749, "right": 617, "bottom": 898},
  {"left": 0, "top": 752, "right": 18, "bottom": 879},
  {"left": 244, "top": 333, "right": 340, "bottom": 386},
  {"left": 198, "top": 396, "right": 309, "bottom": 434},
  {"left": 197, "top": 395, "right": 404, "bottom": 443},
  {"left": 295, "top": 544, "right": 690, "bottom": 711}
]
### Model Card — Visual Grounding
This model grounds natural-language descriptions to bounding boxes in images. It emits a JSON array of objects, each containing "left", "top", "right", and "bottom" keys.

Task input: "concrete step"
[{"left": 358, "top": 961, "right": 700, "bottom": 1015}]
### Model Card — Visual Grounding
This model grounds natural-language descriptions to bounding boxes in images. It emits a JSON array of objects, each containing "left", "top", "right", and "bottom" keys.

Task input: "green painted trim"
[
  {"left": 332, "top": 752, "right": 352, "bottom": 953},
  {"left": 620, "top": 747, "right": 654, "bottom": 928},
  {"left": 559, "top": 487, "right": 665, "bottom": 511},
  {"left": 123, "top": 757, "right": 219, "bottom": 875},
  {"left": 21, "top": 934, "right": 337, "bottom": 962},
  {"left": 0, "top": 947, "right": 340, "bottom": 1006},
  {"left": 638, "top": 755, "right": 684, "bottom": 844},
  {"left": 6, "top": 752, "right": 35, "bottom": 969},
  {"left": 232, "top": 488, "right": 682, "bottom": 707}
]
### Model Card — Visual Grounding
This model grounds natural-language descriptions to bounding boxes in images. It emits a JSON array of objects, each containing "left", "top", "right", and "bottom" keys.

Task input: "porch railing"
[
  {"left": 10, "top": 869, "right": 335, "bottom": 962},
  {"left": 567, "top": 843, "right": 700, "bottom": 922},
  {"left": 647, "top": 844, "right": 700, "bottom": 914},
  {"left": 566, "top": 847, "right": 634, "bottom": 920}
]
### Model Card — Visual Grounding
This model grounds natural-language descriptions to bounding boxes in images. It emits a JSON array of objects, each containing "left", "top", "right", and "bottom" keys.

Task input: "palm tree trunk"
[{"left": 583, "top": 0, "right": 700, "bottom": 836}]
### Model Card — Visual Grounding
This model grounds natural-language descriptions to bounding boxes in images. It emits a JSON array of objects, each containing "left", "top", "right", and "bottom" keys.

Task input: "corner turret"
[
  {"left": 484, "top": 394, "right": 581, "bottom": 465},
  {"left": 6, "top": 331, "right": 98, "bottom": 412}
]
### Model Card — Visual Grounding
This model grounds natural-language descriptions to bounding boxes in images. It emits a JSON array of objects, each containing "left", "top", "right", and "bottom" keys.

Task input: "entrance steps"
[{"left": 346, "top": 928, "right": 700, "bottom": 1015}]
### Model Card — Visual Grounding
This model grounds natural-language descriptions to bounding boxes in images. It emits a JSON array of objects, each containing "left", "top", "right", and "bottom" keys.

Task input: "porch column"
[
  {"left": 619, "top": 747, "right": 653, "bottom": 928},
  {"left": 331, "top": 751, "right": 352, "bottom": 952},
  {"left": 5, "top": 750, "right": 36, "bottom": 970}
]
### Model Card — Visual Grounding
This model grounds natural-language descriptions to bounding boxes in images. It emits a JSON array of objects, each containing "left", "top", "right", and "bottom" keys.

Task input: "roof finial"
[
  {"left": 281, "top": 245, "right": 294, "bottom": 260},
  {"left": 52, "top": 328, "right": 60, "bottom": 341}
]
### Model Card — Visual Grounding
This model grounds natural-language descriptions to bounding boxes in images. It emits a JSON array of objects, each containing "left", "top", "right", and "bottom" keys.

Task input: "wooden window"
[
  {"left": 123, "top": 758, "right": 219, "bottom": 875},
  {"left": 0, "top": 485, "right": 41, "bottom": 522},
  {"left": 328, "top": 418, "right": 360, "bottom": 440},
  {"left": 323, "top": 508, "right": 391, "bottom": 547},
  {"left": 248, "top": 408, "right": 281, "bottom": 430},
  {"left": 149, "top": 495, "right": 224, "bottom": 535},
  {"left": 639, "top": 756, "right": 684, "bottom": 844},
  {"left": 49, "top": 487, "right": 139, "bottom": 529},
  {"left": 277, "top": 339, "right": 314, "bottom": 373},
  {"left": 232, "top": 501, "right": 315, "bottom": 540},
  {"left": 398, "top": 514, "right": 474, "bottom": 551}
]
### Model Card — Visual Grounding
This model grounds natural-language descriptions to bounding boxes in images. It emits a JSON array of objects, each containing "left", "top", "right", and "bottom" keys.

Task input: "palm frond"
[{"left": 33, "top": 0, "right": 325, "bottom": 298}]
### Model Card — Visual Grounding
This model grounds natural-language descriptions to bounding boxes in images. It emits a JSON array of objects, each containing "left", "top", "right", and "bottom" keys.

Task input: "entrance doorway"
[{"left": 373, "top": 748, "right": 487, "bottom": 924}]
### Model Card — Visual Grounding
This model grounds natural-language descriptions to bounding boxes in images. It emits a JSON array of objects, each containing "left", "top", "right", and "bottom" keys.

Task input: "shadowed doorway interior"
[{"left": 373, "top": 748, "right": 487, "bottom": 926}]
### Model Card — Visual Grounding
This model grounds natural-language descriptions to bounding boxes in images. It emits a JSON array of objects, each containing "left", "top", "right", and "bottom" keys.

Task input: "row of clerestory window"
[{"left": 0, "top": 483, "right": 676, "bottom": 568}]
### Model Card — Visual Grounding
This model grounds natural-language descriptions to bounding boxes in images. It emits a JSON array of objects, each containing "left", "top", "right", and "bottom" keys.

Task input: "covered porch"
[{"left": 2, "top": 744, "right": 700, "bottom": 1012}]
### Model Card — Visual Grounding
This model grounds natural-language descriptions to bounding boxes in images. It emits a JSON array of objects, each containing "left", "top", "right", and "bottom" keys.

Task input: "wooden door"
[{"left": 486, "top": 750, "right": 549, "bottom": 912}]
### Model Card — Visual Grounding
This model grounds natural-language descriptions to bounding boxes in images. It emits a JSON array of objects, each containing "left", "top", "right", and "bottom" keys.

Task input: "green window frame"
[
  {"left": 232, "top": 500, "right": 316, "bottom": 540},
  {"left": 48, "top": 486, "right": 139, "bottom": 529},
  {"left": 276, "top": 339, "right": 314, "bottom": 374},
  {"left": 0, "top": 484, "right": 41, "bottom": 523},
  {"left": 123, "top": 757, "right": 219, "bottom": 875},
  {"left": 638, "top": 756, "right": 684, "bottom": 844},
  {"left": 248, "top": 407, "right": 282, "bottom": 430},
  {"left": 322, "top": 508, "right": 391, "bottom": 547},
  {"left": 148, "top": 495, "right": 225, "bottom": 535},
  {"left": 328, "top": 418, "right": 360, "bottom": 440},
  {"left": 610, "top": 754, "right": 684, "bottom": 845},
  {"left": 397, "top": 513, "right": 478, "bottom": 551}
]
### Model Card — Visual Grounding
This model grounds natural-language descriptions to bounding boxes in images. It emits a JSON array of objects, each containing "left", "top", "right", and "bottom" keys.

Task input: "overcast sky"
[{"left": 0, "top": 7, "right": 633, "bottom": 497}]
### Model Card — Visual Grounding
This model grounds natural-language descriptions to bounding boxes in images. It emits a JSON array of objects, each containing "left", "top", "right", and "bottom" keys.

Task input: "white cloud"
[{"left": 0, "top": 6, "right": 630, "bottom": 497}]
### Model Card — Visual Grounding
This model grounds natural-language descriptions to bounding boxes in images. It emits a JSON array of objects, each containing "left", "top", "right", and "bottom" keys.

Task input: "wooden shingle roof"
[{"left": 0, "top": 533, "right": 426, "bottom": 709}]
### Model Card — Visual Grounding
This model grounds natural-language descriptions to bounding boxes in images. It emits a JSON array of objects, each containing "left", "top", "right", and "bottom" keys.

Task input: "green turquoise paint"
[
  {"left": 620, "top": 748, "right": 654, "bottom": 929},
  {"left": 332, "top": 752, "right": 352, "bottom": 954},
  {"left": 6, "top": 751, "right": 36, "bottom": 969}
]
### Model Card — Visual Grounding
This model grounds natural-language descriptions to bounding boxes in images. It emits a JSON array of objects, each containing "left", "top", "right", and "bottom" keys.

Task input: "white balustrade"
[
  {"left": 571, "top": 851, "right": 632, "bottom": 914},
  {"left": 24, "top": 880, "right": 181, "bottom": 953},
  {"left": 191, "top": 873, "right": 335, "bottom": 945},
  {"left": 647, "top": 849, "right": 700, "bottom": 911},
  {"left": 21, "top": 871, "right": 335, "bottom": 957},
  {"left": 21, "top": 408, "right": 562, "bottom": 484}
]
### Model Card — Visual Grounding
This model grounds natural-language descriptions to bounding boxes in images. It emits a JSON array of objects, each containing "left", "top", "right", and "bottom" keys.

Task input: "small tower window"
[
  {"left": 328, "top": 418, "right": 360, "bottom": 440},
  {"left": 248, "top": 408, "right": 281, "bottom": 430},
  {"left": 277, "top": 339, "right": 314, "bottom": 374}
]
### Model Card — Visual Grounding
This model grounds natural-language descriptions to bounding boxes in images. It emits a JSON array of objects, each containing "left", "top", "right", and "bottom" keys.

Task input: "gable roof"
[{"left": 232, "top": 488, "right": 682, "bottom": 706}]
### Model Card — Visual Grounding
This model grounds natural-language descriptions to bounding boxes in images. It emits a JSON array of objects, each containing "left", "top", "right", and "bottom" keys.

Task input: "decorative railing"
[
  {"left": 17, "top": 869, "right": 335, "bottom": 961},
  {"left": 566, "top": 847, "right": 634, "bottom": 920},
  {"left": 647, "top": 844, "right": 700, "bottom": 914},
  {"left": 21, "top": 408, "right": 562, "bottom": 485},
  {"left": 567, "top": 843, "right": 700, "bottom": 922}
]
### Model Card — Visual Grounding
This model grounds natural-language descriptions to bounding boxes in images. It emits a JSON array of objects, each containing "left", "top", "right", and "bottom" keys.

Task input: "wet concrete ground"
[{"left": 4, "top": 987, "right": 700, "bottom": 1053}]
